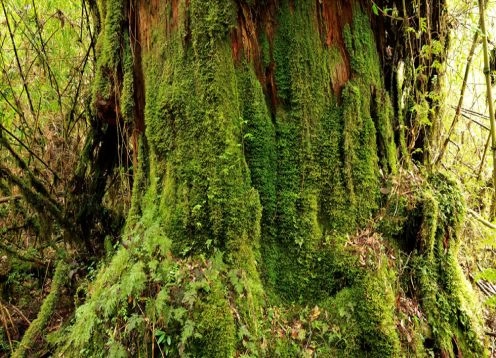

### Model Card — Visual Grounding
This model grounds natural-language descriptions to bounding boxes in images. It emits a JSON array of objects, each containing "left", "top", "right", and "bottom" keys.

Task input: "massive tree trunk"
[{"left": 53, "top": 0, "right": 485, "bottom": 356}]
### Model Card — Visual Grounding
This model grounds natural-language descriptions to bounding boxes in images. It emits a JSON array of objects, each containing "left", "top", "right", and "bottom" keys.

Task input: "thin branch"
[
  {"left": 7, "top": 304, "right": 31, "bottom": 325},
  {"left": 0, "top": 136, "right": 61, "bottom": 211},
  {"left": 0, "top": 236, "right": 45, "bottom": 267},
  {"left": 478, "top": 0, "right": 496, "bottom": 219},
  {"left": 1, "top": 191, "right": 64, "bottom": 205},
  {"left": 83, "top": 0, "right": 100, "bottom": 62},
  {"left": 0, "top": 52, "right": 31, "bottom": 131},
  {"left": 31, "top": 0, "right": 59, "bottom": 96},
  {"left": 477, "top": 132, "right": 492, "bottom": 180},
  {"left": 458, "top": 106, "right": 490, "bottom": 120},
  {"left": 12, "top": 1, "right": 64, "bottom": 123},
  {"left": 467, "top": 208, "right": 496, "bottom": 230},
  {"left": 0, "top": 195, "right": 22, "bottom": 204},
  {"left": 66, "top": 34, "right": 94, "bottom": 138},
  {"left": 0, "top": 164, "right": 63, "bottom": 224},
  {"left": 459, "top": 112, "right": 490, "bottom": 131},
  {"left": 435, "top": 29, "right": 480, "bottom": 165},
  {"left": 0, "top": 0, "right": 36, "bottom": 119},
  {"left": 0, "top": 123, "right": 60, "bottom": 181}
]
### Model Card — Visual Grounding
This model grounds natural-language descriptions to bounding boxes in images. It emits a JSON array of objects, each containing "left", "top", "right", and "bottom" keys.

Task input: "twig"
[
  {"left": 477, "top": 132, "right": 491, "bottom": 180},
  {"left": 478, "top": 0, "right": 496, "bottom": 219},
  {"left": 7, "top": 304, "right": 31, "bottom": 325},
  {"left": 0, "top": 123, "right": 60, "bottom": 181},
  {"left": 0, "top": 303, "right": 13, "bottom": 352},
  {"left": 0, "top": 164, "right": 69, "bottom": 237},
  {"left": 467, "top": 208, "right": 496, "bottom": 229},
  {"left": 436, "top": 29, "right": 480, "bottom": 165},
  {"left": 0, "top": 232, "right": 46, "bottom": 267},
  {"left": 0, "top": 195, "right": 21, "bottom": 204},
  {"left": 457, "top": 112, "right": 490, "bottom": 131},
  {"left": 458, "top": 106, "right": 490, "bottom": 119},
  {"left": 0, "top": 0, "right": 36, "bottom": 119}
]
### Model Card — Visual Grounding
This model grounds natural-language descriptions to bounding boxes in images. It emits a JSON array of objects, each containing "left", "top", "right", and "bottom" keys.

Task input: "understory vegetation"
[{"left": 1, "top": 0, "right": 496, "bottom": 357}]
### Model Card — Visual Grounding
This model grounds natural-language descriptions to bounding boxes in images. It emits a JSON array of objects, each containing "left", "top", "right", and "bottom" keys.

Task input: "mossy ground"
[{"left": 53, "top": 0, "right": 486, "bottom": 357}]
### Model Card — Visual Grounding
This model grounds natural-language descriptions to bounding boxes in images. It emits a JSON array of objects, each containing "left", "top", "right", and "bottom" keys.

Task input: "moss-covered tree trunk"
[{"left": 52, "top": 0, "right": 486, "bottom": 357}]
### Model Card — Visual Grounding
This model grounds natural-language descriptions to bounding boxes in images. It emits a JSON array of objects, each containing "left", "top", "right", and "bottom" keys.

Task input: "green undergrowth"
[
  {"left": 56, "top": 204, "right": 404, "bottom": 357},
  {"left": 56, "top": 219, "right": 238, "bottom": 356}
]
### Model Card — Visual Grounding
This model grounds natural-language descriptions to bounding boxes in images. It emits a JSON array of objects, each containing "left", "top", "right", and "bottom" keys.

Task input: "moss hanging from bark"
[
  {"left": 253, "top": 0, "right": 397, "bottom": 302},
  {"left": 93, "top": 0, "right": 125, "bottom": 104}
]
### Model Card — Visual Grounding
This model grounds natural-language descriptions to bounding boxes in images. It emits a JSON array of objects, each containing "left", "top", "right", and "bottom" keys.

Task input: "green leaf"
[
  {"left": 155, "top": 330, "right": 166, "bottom": 345},
  {"left": 372, "top": 4, "right": 379, "bottom": 16},
  {"left": 181, "top": 320, "right": 195, "bottom": 344}
]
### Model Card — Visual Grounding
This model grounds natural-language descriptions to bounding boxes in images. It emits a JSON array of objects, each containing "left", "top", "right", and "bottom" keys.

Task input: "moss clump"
[
  {"left": 411, "top": 173, "right": 486, "bottom": 356},
  {"left": 189, "top": 266, "right": 236, "bottom": 357},
  {"left": 142, "top": 0, "right": 261, "bottom": 262},
  {"left": 354, "top": 267, "right": 401, "bottom": 357},
  {"left": 342, "top": 11, "right": 381, "bottom": 86},
  {"left": 92, "top": 0, "right": 126, "bottom": 103},
  {"left": 341, "top": 81, "right": 380, "bottom": 222},
  {"left": 120, "top": 33, "right": 135, "bottom": 123},
  {"left": 125, "top": 135, "right": 149, "bottom": 229},
  {"left": 258, "top": 242, "right": 401, "bottom": 357},
  {"left": 372, "top": 89, "right": 399, "bottom": 175},
  {"left": 13, "top": 261, "right": 69, "bottom": 358}
]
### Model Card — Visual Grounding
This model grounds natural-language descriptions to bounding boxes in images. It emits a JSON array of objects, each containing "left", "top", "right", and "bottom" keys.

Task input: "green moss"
[
  {"left": 260, "top": 31, "right": 271, "bottom": 69},
  {"left": 13, "top": 261, "right": 69, "bottom": 358},
  {"left": 140, "top": 0, "right": 262, "bottom": 262},
  {"left": 99, "top": 0, "right": 124, "bottom": 71},
  {"left": 373, "top": 90, "right": 398, "bottom": 175},
  {"left": 126, "top": 135, "right": 149, "bottom": 228},
  {"left": 411, "top": 174, "right": 485, "bottom": 356},
  {"left": 265, "top": 0, "right": 335, "bottom": 300},
  {"left": 92, "top": 0, "right": 126, "bottom": 103},
  {"left": 60, "top": 1, "right": 267, "bottom": 355},
  {"left": 342, "top": 81, "right": 380, "bottom": 222},
  {"left": 343, "top": 11, "right": 381, "bottom": 85},
  {"left": 354, "top": 267, "right": 401, "bottom": 357},
  {"left": 120, "top": 33, "right": 135, "bottom": 123},
  {"left": 190, "top": 267, "right": 236, "bottom": 357},
  {"left": 316, "top": 260, "right": 401, "bottom": 357},
  {"left": 251, "top": 2, "right": 395, "bottom": 301}
]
